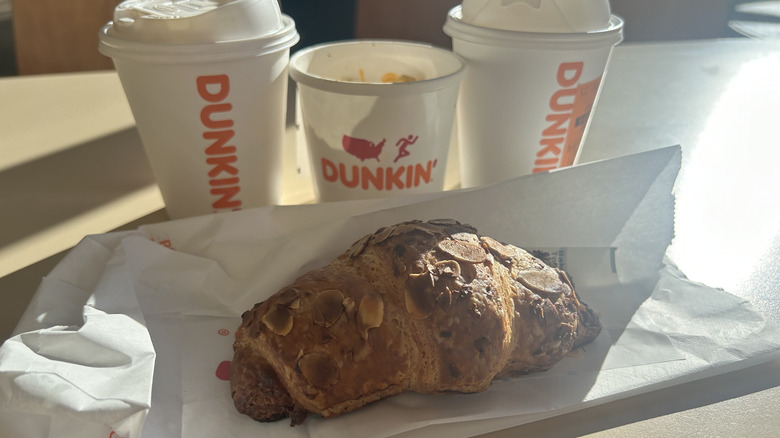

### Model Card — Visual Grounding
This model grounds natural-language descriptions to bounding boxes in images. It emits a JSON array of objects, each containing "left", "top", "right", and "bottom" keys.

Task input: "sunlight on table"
[{"left": 670, "top": 54, "right": 780, "bottom": 297}]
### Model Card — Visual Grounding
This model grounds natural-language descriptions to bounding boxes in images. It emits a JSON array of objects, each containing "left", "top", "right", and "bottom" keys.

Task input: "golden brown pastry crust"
[{"left": 230, "top": 219, "right": 600, "bottom": 424}]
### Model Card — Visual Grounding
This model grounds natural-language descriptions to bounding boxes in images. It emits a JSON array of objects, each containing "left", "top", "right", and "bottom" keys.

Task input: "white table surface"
[{"left": 2, "top": 38, "right": 779, "bottom": 437}]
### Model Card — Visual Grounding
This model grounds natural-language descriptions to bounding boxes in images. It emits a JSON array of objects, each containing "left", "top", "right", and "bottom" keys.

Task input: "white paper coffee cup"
[
  {"left": 444, "top": 4, "right": 623, "bottom": 188},
  {"left": 289, "top": 40, "right": 465, "bottom": 202},
  {"left": 99, "top": 0, "right": 299, "bottom": 218}
]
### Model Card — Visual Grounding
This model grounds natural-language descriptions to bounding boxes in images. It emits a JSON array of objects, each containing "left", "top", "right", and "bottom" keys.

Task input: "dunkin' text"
[
  {"left": 197, "top": 74, "right": 243, "bottom": 212},
  {"left": 321, "top": 158, "right": 438, "bottom": 191},
  {"left": 534, "top": 62, "right": 584, "bottom": 173}
]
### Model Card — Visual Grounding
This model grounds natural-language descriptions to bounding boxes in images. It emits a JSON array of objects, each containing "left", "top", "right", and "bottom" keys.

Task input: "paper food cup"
[
  {"left": 444, "top": 5, "right": 623, "bottom": 188},
  {"left": 99, "top": 0, "right": 299, "bottom": 219},
  {"left": 289, "top": 40, "right": 465, "bottom": 202}
]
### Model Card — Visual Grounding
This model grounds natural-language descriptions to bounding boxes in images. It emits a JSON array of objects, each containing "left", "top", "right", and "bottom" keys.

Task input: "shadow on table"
[
  {"left": 0, "top": 127, "right": 159, "bottom": 253},
  {"left": 0, "top": 208, "right": 169, "bottom": 342},
  {"left": 485, "top": 356, "right": 780, "bottom": 438},
  {"left": 0, "top": 127, "right": 169, "bottom": 340}
]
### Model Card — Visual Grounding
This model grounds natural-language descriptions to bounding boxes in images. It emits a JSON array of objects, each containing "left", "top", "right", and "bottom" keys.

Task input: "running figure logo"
[{"left": 394, "top": 134, "right": 418, "bottom": 163}]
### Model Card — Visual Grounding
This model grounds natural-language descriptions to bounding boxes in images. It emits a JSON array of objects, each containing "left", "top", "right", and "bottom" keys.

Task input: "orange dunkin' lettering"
[
  {"left": 210, "top": 186, "right": 242, "bottom": 210},
  {"left": 203, "top": 129, "right": 236, "bottom": 155},
  {"left": 198, "top": 74, "right": 242, "bottom": 212},
  {"left": 320, "top": 158, "right": 437, "bottom": 191},
  {"left": 206, "top": 155, "right": 239, "bottom": 178},
  {"left": 197, "top": 74, "right": 230, "bottom": 102},
  {"left": 549, "top": 88, "right": 577, "bottom": 112},
  {"left": 533, "top": 61, "right": 599, "bottom": 173},
  {"left": 200, "top": 103, "right": 234, "bottom": 129}
]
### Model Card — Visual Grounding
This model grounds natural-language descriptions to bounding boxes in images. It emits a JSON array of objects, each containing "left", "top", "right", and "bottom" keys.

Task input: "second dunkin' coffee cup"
[
  {"left": 444, "top": 0, "right": 623, "bottom": 188},
  {"left": 290, "top": 41, "right": 465, "bottom": 202},
  {"left": 99, "top": 0, "right": 299, "bottom": 218}
]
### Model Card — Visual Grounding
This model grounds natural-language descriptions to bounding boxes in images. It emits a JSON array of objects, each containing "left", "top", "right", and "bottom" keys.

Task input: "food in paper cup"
[
  {"left": 351, "top": 69, "right": 418, "bottom": 83},
  {"left": 380, "top": 72, "right": 417, "bottom": 83},
  {"left": 230, "top": 219, "right": 601, "bottom": 424},
  {"left": 290, "top": 40, "right": 465, "bottom": 202}
]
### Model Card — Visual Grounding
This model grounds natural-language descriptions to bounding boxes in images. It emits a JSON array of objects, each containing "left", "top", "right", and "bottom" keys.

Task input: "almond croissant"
[{"left": 230, "top": 219, "right": 601, "bottom": 425}]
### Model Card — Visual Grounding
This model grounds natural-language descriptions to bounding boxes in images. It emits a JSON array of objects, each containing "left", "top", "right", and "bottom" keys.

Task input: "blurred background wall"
[
  {"left": 0, "top": 0, "right": 13, "bottom": 76},
  {"left": 0, "top": 0, "right": 760, "bottom": 77},
  {"left": 352, "top": 0, "right": 741, "bottom": 46},
  {"left": 6, "top": 0, "right": 117, "bottom": 76}
]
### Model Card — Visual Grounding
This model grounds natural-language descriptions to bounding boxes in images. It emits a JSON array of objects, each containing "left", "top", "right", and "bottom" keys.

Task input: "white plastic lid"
[
  {"left": 461, "top": 0, "right": 612, "bottom": 33},
  {"left": 99, "top": 0, "right": 299, "bottom": 63},
  {"left": 445, "top": 6, "right": 623, "bottom": 49},
  {"left": 109, "top": 0, "right": 282, "bottom": 44}
]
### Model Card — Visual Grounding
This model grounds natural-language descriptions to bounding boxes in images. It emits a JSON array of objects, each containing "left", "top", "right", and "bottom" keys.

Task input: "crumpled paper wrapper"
[{"left": 2, "top": 146, "right": 779, "bottom": 438}]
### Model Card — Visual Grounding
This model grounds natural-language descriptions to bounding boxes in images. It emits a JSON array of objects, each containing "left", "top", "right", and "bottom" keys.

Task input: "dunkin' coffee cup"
[
  {"left": 444, "top": 0, "right": 623, "bottom": 188},
  {"left": 99, "top": 0, "right": 299, "bottom": 218},
  {"left": 289, "top": 40, "right": 465, "bottom": 202}
]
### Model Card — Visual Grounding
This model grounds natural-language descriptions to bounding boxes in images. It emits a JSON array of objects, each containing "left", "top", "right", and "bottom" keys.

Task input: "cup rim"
[
  {"left": 289, "top": 40, "right": 466, "bottom": 97},
  {"left": 99, "top": 14, "right": 299, "bottom": 64},
  {"left": 444, "top": 5, "right": 624, "bottom": 49}
]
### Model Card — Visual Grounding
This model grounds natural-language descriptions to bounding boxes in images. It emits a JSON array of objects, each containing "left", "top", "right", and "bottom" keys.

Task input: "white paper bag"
[
  {"left": 0, "top": 233, "right": 155, "bottom": 438},
  {"left": 3, "top": 146, "right": 780, "bottom": 438}
]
